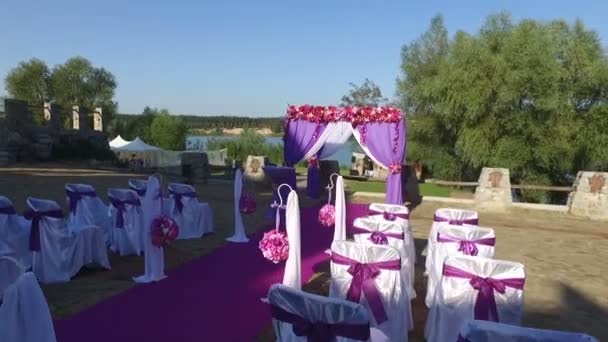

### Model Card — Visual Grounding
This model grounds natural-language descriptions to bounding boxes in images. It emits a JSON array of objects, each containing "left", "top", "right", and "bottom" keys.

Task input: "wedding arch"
[{"left": 282, "top": 105, "right": 406, "bottom": 204}]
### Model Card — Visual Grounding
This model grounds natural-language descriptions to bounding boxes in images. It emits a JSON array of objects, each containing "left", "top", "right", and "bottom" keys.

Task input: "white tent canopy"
[
  {"left": 108, "top": 135, "right": 131, "bottom": 149},
  {"left": 112, "top": 137, "right": 161, "bottom": 152}
]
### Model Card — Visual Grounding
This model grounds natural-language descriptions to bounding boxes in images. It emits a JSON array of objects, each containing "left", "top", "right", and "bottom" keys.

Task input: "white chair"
[
  {"left": 426, "top": 224, "right": 496, "bottom": 307},
  {"left": 0, "top": 256, "right": 25, "bottom": 299},
  {"left": 351, "top": 217, "right": 416, "bottom": 300},
  {"left": 65, "top": 183, "right": 112, "bottom": 244},
  {"left": 165, "top": 183, "right": 214, "bottom": 239},
  {"left": 426, "top": 208, "right": 479, "bottom": 275},
  {"left": 0, "top": 265, "right": 57, "bottom": 342},
  {"left": 458, "top": 320, "right": 598, "bottom": 342},
  {"left": 330, "top": 240, "right": 412, "bottom": 341},
  {"left": 25, "top": 197, "right": 110, "bottom": 283},
  {"left": 425, "top": 255, "right": 525, "bottom": 342},
  {"left": 107, "top": 189, "right": 144, "bottom": 256},
  {"left": 367, "top": 203, "right": 416, "bottom": 268},
  {"left": 128, "top": 179, "right": 148, "bottom": 200},
  {"left": 0, "top": 196, "right": 32, "bottom": 269}
]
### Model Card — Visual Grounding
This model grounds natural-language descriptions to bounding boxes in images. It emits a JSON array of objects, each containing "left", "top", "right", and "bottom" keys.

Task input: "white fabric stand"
[
  {"left": 65, "top": 183, "right": 112, "bottom": 244},
  {"left": 27, "top": 197, "right": 110, "bottom": 283},
  {"left": 133, "top": 176, "right": 166, "bottom": 283},
  {"left": 107, "top": 189, "right": 145, "bottom": 256},
  {"left": 333, "top": 175, "right": 346, "bottom": 242},
  {"left": 330, "top": 241, "right": 412, "bottom": 341},
  {"left": 0, "top": 196, "right": 32, "bottom": 269},
  {"left": 282, "top": 189, "right": 301, "bottom": 290},
  {"left": 426, "top": 208, "right": 479, "bottom": 275},
  {"left": 165, "top": 183, "right": 214, "bottom": 239},
  {"left": 425, "top": 255, "right": 525, "bottom": 342},
  {"left": 0, "top": 270, "right": 57, "bottom": 342},
  {"left": 227, "top": 169, "right": 249, "bottom": 243},
  {"left": 352, "top": 217, "right": 416, "bottom": 300},
  {"left": 426, "top": 224, "right": 496, "bottom": 307},
  {"left": 458, "top": 320, "right": 598, "bottom": 342}
]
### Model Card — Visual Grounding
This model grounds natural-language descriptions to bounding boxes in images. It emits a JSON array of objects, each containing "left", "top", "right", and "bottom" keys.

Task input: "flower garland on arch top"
[{"left": 286, "top": 105, "right": 403, "bottom": 124}]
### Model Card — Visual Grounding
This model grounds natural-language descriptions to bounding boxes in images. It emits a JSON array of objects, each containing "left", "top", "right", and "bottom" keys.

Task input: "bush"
[
  {"left": 150, "top": 114, "right": 187, "bottom": 150},
  {"left": 52, "top": 136, "right": 116, "bottom": 161},
  {"left": 206, "top": 129, "right": 283, "bottom": 165}
]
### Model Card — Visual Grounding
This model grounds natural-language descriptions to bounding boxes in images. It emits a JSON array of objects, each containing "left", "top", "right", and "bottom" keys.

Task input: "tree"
[
  {"left": 4, "top": 58, "right": 52, "bottom": 122},
  {"left": 149, "top": 111, "right": 188, "bottom": 150},
  {"left": 341, "top": 78, "right": 388, "bottom": 107},
  {"left": 397, "top": 13, "right": 608, "bottom": 202}
]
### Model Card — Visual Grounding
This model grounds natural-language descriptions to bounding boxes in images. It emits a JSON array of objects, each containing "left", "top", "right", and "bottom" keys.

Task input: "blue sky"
[{"left": 1, "top": 0, "right": 606, "bottom": 116}]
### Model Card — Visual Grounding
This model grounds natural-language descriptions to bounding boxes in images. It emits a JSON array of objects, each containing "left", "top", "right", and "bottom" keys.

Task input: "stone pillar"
[
  {"left": 244, "top": 155, "right": 266, "bottom": 182},
  {"left": 474, "top": 167, "right": 512, "bottom": 211},
  {"left": 43, "top": 102, "right": 51, "bottom": 122},
  {"left": 72, "top": 106, "right": 80, "bottom": 130},
  {"left": 567, "top": 172, "right": 608, "bottom": 220},
  {"left": 93, "top": 107, "right": 103, "bottom": 131}
]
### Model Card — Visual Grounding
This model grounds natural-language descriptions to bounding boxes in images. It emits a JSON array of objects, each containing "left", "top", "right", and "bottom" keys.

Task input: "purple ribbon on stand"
[
  {"left": 442, "top": 264, "right": 525, "bottom": 322},
  {"left": 23, "top": 208, "right": 64, "bottom": 251},
  {"left": 0, "top": 205, "right": 16, "bottom": 215},
  {"left": 169, "top": 190, "right": 197, "bottom": 214},
  {"left": 436, "top": 233, "right": 495, "bottom": 256},
  {"left": 433, "top": 214, "right": 478, "bottom": 226},
  {"left": 66, "top": 190, "right": 97, "bottom": 215},
  {"left": 369, "top": 208, "right": 409, "bottom": 221},
  {"left": 108, "top": 196, "right": 141, "bottom": 228},
  {"left": 331, "top": 252, "right": 400, "bottom": 324},
  {"left": 270, "top": 304, "right": 370, "bottom": 342},
  {"left": 351, "top": 226, "right": 404, "bottom": 245}
]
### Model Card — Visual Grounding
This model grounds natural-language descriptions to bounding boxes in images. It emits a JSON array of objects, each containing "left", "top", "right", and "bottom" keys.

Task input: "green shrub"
[{"left": 206, "top": 129, "right": 284, "bottom": 165}]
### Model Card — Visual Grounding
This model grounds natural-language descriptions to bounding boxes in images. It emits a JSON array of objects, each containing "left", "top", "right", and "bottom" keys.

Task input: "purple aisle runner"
[{"left": 54, "top": 203, "right": 369, "bottom": 342}]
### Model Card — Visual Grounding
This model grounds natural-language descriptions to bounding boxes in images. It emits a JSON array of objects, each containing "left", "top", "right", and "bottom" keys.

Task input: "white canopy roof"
[
  {"left": 112, "top": 137, "right": 161, "bottom": 152},
  {"left": 109, "top": 135, "right": 131, "bottom": 148}
]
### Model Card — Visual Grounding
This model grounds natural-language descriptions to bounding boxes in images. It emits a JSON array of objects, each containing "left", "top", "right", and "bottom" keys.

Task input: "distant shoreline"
[{"left": 188, "top": 127, "right": 281, "bottom": 136}]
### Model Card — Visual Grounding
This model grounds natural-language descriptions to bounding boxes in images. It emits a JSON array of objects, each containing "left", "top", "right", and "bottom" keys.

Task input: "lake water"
[{"left": 187, "top": 135, "right": 358, "bottom": 166}]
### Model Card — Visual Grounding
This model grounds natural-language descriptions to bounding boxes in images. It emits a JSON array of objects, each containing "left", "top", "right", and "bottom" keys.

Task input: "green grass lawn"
[{"left": 346, "top": 180, "right": 451, "bottom": 197}]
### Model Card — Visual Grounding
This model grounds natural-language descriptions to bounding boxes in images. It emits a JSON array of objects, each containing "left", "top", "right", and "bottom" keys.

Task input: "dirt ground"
[{"left": 1, "top": 164, "right": 607, "bottom": 341}]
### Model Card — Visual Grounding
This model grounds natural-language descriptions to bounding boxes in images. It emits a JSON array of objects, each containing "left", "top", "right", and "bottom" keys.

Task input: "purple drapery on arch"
[
  {"left": 283, "top": 120, "right": 327, "bottom": 199},
  {"left": 356, "top": 121, "right": 405, "bottom": 204}
]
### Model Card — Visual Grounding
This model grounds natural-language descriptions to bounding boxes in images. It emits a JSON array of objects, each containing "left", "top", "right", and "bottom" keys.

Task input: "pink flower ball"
[
  {"left": 259, "top": 230, "right": 290, "bottom": 263},
  {"left": 318, "top": 204, "right": 335, "bottom": 227},
  {"left": 151, "top": 216, "right": 179, "bottom": 248}
]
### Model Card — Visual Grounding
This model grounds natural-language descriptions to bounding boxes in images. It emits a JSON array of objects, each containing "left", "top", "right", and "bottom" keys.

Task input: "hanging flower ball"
[
  {"left": 151, "top": 216, "right": 179, "bottom": 248},
  {"left": 318, "top": 204, "right": 336, "bottom": 227},
  {"left": 259, "top": 230, "right": 290, "bottom": 263},
  {"left": 239, "top": 193, "right": 257, "bottom": 215}
]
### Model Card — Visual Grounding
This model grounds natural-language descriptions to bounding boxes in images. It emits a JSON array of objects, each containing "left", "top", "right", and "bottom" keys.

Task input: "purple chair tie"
[
  {"left": 130, "top": 186, "right": 146, "bottom": 197},
  {"left": 108, "top": 196, "right": 140, "bottom": 228},
  {"left": 331, "top": 252, "right": 400, "bottom": 324},
  {"left": 169, "top": 190, "right": 197, "bottom": 214},
  {"left": 436, "top": 233, "right": 495, "bottom": 256},
  {"left": 0, "top": 205, "right": 16, "bottom": 215},
  {"left": 434, "top": 214, "right": 478, "bottom": 225},
  {"left": 270, "top": 304, "right": 370, "bottom": 341},
  {"left": 443, "top": 264, "right": 525, "bottom": 322},
  {"left": 66, "top": 190, "right": 97, "bottom": 215},
  {"left": 351, "top": 226, "right": 404, "bottom": 245},
  {"left": 457, "top": 334, "right": 471, "bottom": 342},
  {"left": 368, "top": 208, "right": 409, "bottom": 221},
  {"left": 23, "top": 208, "right": 64, "bottom": 251}
]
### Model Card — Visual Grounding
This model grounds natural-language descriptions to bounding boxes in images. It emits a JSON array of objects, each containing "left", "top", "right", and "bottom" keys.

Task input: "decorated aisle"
[{"left": 53, "top": 203, "right": 370, "bottom": 342}]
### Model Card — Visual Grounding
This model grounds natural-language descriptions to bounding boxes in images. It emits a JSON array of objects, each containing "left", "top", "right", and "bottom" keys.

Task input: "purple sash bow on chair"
[
  {"left": 331, "top": 252, "right": 401, "bottom": 324},
  {"left": 368, "top": 208, "right": 409, "bottom": 221},
  {"left": 442, "top": 264, "right": 525, "bottom": 322},
  {"left": 130, "top": 186, "right": 146, "bottom": 197},
  {"left": 108, "top": 196, "right": 141, "bottom": 228},
  {"left": 23, "top": 208, "right": 65, "bottom": 251},
  {"left": 436, "top": 233, "right": 495, "bottom": 256},
  {"left": 66, "top": 189, "right": 97, "bottom": 215},
  {"left": 169, "top": 190, "right": 197, "bottom": 214},
  {"left": 433, "top": 214, "right": 478, "bottom": 226},
  {"left": 351, "top": 226, "right": 404, "bottom": 245},
  {"left": 456, "top": 334, "right": 471, "bottom": 342},
  {"left": 0, "top": 205, "right": 16, "bottom": 215},
  {"left": 270, "top": 304, "right": 370, "bottom": 342}
]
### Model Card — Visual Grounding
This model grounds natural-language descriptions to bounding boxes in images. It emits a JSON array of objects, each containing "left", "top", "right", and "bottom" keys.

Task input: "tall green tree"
[
  {"left": 149, "top": 110, "right": 188, "bottom": 150},
  {"left": 4, "top": 58, "right": 53, "bottom": 123},
  {"left": 341, "top": 78, "right": 388, "bottom": 107}
]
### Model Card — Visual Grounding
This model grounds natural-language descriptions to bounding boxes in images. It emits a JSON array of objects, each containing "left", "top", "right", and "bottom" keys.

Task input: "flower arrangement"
[
  {"left": 369, "top": 231, "right": 389, "bottom": 245},
  {"left": 318, "top": 203, "right": 336, "bottom": 227},
  {"left": 239, "top": 193, "right": 256, "bottom": 215},
  {"left": 286, "top": 105, "right": 402, "bottom": 124},
  {"left": 388, "top": 163, "right": 402, "bottom": 174},
  {"left": 258, "top": 230, "right": 290, "bottom": 263},
  {"left": 151, "top": 216, "right": 179, "bottom": 248}
]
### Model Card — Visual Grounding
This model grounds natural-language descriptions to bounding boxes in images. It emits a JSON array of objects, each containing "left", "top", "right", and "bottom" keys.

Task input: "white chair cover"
[
  {"left": 0, "top": 196, "right": 32, "bottom": 269},
  {"left": 367, "top": 202, "right": 416, "bottom": 270},
  {"left": 282, "top": 189, "right": 301, "bottom": 290},
  {"left": 330, "top": 241, "right": 412, "bottom": 341},
  {"left": 65, "top": 183, "right": 112, "bottom": 244},
  {"left": 333, "top": 175, "right": 346, "bottom": 242},
  {"left": 0, "top": 271, "right": 57, "bottom": 342},
  {"left": 352, "top": 217, "right": 416, "bottom": 300},
  {"left": 426, "top": 224, "right": 496, "bottom": 307},
  {"left": 133, "top": 175, "right": 166, "bottom": 283},
  {"left": 425, "top": 255, "right": 525, "bottom": 342},
  {"left": 26, "top": 197, "right": 110, "bottom": 283},
  {"left": 165, "top": 183, "right": 214, "bottom": 239},
  {"left": 458, "top": 320, "right": 598, "bottom": 342},
  {"left": 107, "top": 189, "right": 144, "bottom": 256},
  {"left": 426, "top": 208, "right": 479, "bottom": 275},
  {"left": 128, "top": 179, "right": 148, "bottom": 200},
  {"left": 0, "top": 256, "right": 25, "bottom": 299},
  {"left": 268, "top": 283, "right": 373, "bottom": 342},
  {"left": 226, "top": 169, "right": 249, "bottom": 243}
]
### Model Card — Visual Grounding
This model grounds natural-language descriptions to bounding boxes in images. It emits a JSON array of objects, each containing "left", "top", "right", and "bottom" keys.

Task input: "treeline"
[{"left": 117, "top": 114, "right": 284, "bottom": 133}]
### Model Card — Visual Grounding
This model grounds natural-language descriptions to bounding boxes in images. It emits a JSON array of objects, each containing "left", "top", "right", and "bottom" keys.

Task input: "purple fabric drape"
[
  {"left": 356, "top": 121, "right": 405, "bottom": 204},
  {"left": 284, "top": 120, "right": 327, "bottom": 199},
  {"left": 306, "top": 155, "right": 321, "bottom": 199},
  {"left": 23, "top": 208, "right": 65, "bottom": 251},
  {"left": 437, "top": 233, "right": 496, "bottom": 256}
]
